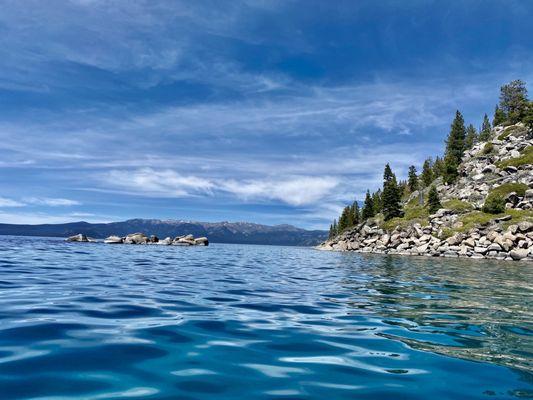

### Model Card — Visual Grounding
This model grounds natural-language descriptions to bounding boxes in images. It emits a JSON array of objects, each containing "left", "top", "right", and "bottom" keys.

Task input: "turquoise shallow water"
[{"left": 0, "top": 236, "right": 531, "bottom": 399}]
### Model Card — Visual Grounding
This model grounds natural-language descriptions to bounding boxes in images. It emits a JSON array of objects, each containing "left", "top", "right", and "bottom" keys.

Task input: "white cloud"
[
  {"left": 0, "top": 211, "right": 113, "bottom": 224},
  {"left": 0, "top": 197, "right": 25, "bottom": 207},
  {"left": 103, "top": 168, "right": 215, "bottom": 197},
  {"left": 99, "top": 168, "right": 338, "bottom": 206},
  {"left": 220, "top": 176, "right": 339, "bottom": 206},
  {"left": 23, "top": 197, "right": 81, "bottom": 206}
]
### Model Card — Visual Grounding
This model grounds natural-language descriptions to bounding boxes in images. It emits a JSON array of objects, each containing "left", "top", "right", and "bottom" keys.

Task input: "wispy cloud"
[
  {"left": 23, "top": 197, "right": 81, "bottom": 206},
  {"left": 0, "top": 197, "right": 25, "bottom": 208},
  {"left": 0, "top": 197, "right": 80, "bottom": 208},
  {"left": 100, "top": 168, "right": 339, "bottom": 206},
  {"left": 103, "top": 168, "right": 214, "bottom": 197}
]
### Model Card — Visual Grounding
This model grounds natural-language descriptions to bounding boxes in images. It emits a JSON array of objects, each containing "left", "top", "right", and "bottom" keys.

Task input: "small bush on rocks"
[
  {"left": 482, "top": 142, "right": 494, "bottom": 154},
  {"left": 482, "top": 194, "right": 506, "bottom": 214}
]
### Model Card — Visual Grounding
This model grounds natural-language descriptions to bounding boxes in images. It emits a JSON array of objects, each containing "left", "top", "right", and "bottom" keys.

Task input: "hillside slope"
[{"left": 319, "top": 123, "right": 533, "bottom": 261}]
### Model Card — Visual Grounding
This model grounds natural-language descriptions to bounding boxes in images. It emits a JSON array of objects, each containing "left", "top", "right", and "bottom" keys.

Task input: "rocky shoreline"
[
  {"left": 319, "top": 122, "right": 533, "bottom": 262},
  {"left": 318, "top": 212, "right": 532, "bottom": 261},
  {"left": 66, "top": 233, "right": 209, "bottom": 246}
]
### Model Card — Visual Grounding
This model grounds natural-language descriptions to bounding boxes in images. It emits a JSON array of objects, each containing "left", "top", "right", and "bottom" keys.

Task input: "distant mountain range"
[{"left": 0, "top": 219, "right": 327, "bottom": 246}]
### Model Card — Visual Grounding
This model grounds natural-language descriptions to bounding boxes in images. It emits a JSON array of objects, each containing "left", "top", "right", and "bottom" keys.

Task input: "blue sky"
[{"left": 0, "top": 0, "right": 532, "bottom": 229}]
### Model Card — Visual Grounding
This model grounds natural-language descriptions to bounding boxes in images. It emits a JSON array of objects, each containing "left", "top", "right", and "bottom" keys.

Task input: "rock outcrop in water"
[
  {"left": 67, "top": 232, "right": 209, "bottom": 246},
  {"left": 66, "top": 233, "right": 96, "bottom": 242},
  {"left": 103, "top": 233, "right": 209, "bottom": 246},
  {"left": 319, "top": 122, "right": 533, "bottom": 261}
]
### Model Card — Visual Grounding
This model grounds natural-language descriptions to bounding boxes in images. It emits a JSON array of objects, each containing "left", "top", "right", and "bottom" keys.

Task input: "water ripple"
[{"left": 0, "top": 235, "right": 531, "bottom": 399}]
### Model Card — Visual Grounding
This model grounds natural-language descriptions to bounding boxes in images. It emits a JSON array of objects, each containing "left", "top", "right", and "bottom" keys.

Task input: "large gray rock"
[
  {"left": 66, "top": 234, "right": 88, "bottom": 242},
  {"left": 104, "top": 235, "right": 123, "bottom": 244},
  {"left": 125, "top": 233, "right": 148, "bottom": 244},
  {"left": 510, "top": 249, "right": 529, "bottom": 260},
  {"left": 194, "top": 237, "right": 209, "bottom": 246},
  {"left": 518, "top": 221, "right": 533, "bottom": 233},
  {"left": 158, "top": 237, "right": 173, "bottom": 245}
]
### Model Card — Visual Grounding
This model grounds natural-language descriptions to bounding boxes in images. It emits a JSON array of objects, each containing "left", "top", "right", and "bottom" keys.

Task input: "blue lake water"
[{"left": 0, "top": 235, "right": 531, "bottom": 399}]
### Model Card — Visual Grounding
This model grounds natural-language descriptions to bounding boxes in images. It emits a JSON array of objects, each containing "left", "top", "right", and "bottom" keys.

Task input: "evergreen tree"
[
  {"left": 361, "top": 190, "right": 375, "bottom": 220},
  {"left": 443, "top": 110, "right": 466, "bottom": 184},
  {"left": 465, "top": 124, "right": 478, "bottom": 149},
  {"left": 330, "top": 219, "right": 338, "bottom": 238},
  {"left": 421, "top": 158, "right": 434, "bottom": 187},
  {"left": 499, "top": 80, "right": 529, "bottom": 124},
  {"left": 479, "top": 114, "right": 491, "bottom": 141},
  {"left": 346, "top": 204, "right": 354, "bottom": 228},
  {"left": 493, "top": 105, "right": 506, "bottom": 126},
  {"left": 381, "top": 164, "right": 402, "bottom": 221},
  {"left": 397, "top": 180, "right": 408, "bottom": 198},
  {"left": 524, "top": 101, "right": 533, "bottom": 131},
  {"left": 337, "top": 206, "right": 350, "bottom": 232},
  {"left": 351, "top": 201, "right": 360, "bottom": 225},
  {"left": 427, "top": 186, "right": 442, "bottom": 214},
  {"left": 433, "top": 156, "right": 444, "bottom": 178},
  {"left": 407, "top": 165, "right": 418, "bottom": 192},
  {"left": 328, "top": 223, "right": 335, "bottom": 239},
  {"left": 372, "top": 189, "right": 382, "bottom": 214}
]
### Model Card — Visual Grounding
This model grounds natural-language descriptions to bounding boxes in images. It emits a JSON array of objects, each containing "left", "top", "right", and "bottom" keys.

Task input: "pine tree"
[
  {"left": 479, "top": 114, "right": 491, "bottom": 141},
  {"left": 338, "top": 206, "right": 350, "bottom": 232},
  {"left": 407, "top": 165, "right": 418, "bottom": 192},
  {"left": 493, "top": 105, "right": 506, "bottom": 126},
  {"left": 372, "top": 189, "right": 382, "bottom": 214},
  {"left": 330, "top": 219, "right": 338, "bottom": 238},
  {"left": 499, "top": 80, "right": 529, "bottom": 124},
  {"left": 465, "top": 124, "right": 478, "bottom": 149},
  {"left": 433, "top": 156, "right": 444, "bottom": 178},
  {"left": 421, "top": 158, "right": 434, "bottom": 187},
  {"left": 381, "top": 164, "right": 402, "bottom": 221},
  {"left": 443, "top": 110, "right": 466, "bottom": 184},
  {"left": 351, "top": 201, "right": 360, "bottom": 226},
  {"left": 361, "top": 190, "right": 375, "bottom": 220},
  {"left": 524, "top": 101, "right": 533, "bottom": 131},
  {"left": 346, "top": 204, "right": 354, "bottom": 228},
  {"left": 397, "top": 180, "right": 408, "bottom": 198},
  {"left": 427, "top": 186, "right": 441, "bottom": 214},
  {"left": 328, "top": 223, "right": 335, "bottom": 239}
]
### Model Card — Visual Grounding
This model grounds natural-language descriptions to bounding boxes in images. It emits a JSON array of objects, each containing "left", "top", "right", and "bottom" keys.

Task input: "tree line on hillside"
[{"left": 329, "top": 79, "right": 533, "bottom": 239}]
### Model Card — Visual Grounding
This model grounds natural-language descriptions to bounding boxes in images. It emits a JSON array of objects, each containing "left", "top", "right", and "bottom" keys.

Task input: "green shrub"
[
  {"left": 489, "top": 182, "right": 528, "bottom": 197},
  {"left": 442, "top": 199, "right": 473, "bottom": 213},
  {"left": 482, "top": 194, "right": 506, "bottom": 214},
  {"left": 482, "top": 142, "right": 494, "bottom": 154}
]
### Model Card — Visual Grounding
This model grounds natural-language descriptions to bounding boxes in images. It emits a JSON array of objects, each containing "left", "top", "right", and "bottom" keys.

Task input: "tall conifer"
[
  {"left": 427, "top": 186, "right": 442, "bottom": 214},
  {"left": 361, "top": 190, "right": 375, "bottom": 220},
  {"left": 381, "top": 164, "right": 402, "bottom": 221},
  {"left": 499, "top": 80, "right": 529, "bottom": 123},
  {"left": 443, "top": 110, "right": 466, "bottom": 183},
  {"left": 351, "top": 201, "right": 360, "bottom": 225},
  {"left": 493, "top": 105, "right": 506, "bottom": 126},
  {"left": 407, "top": 165, "right": 418, "bottom": 192},
  {"left": 421, "top": 158, "right": 434, "bottom": 187},
  {"left": 372, "top": 189, "right": 382, "bottom": 214},
  {"left": 465, "top": 124, "right": 477, "bottom": 149},
  {"left": 479, "top": 114, "right": 491, "bottom": 141}
]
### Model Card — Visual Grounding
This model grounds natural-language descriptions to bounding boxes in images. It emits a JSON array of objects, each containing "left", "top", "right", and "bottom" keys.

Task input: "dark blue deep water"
[{"left": 0, "top": 236, "right": 531, "bottom": 399}]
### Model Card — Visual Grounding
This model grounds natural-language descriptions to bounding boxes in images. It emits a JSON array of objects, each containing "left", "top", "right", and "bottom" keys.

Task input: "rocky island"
[
  {"left": 320, "top": 80, "right": 533, "bottom": 261},
  {"left": 67, "top": 233, "right": 209, "bottom": 246}
]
